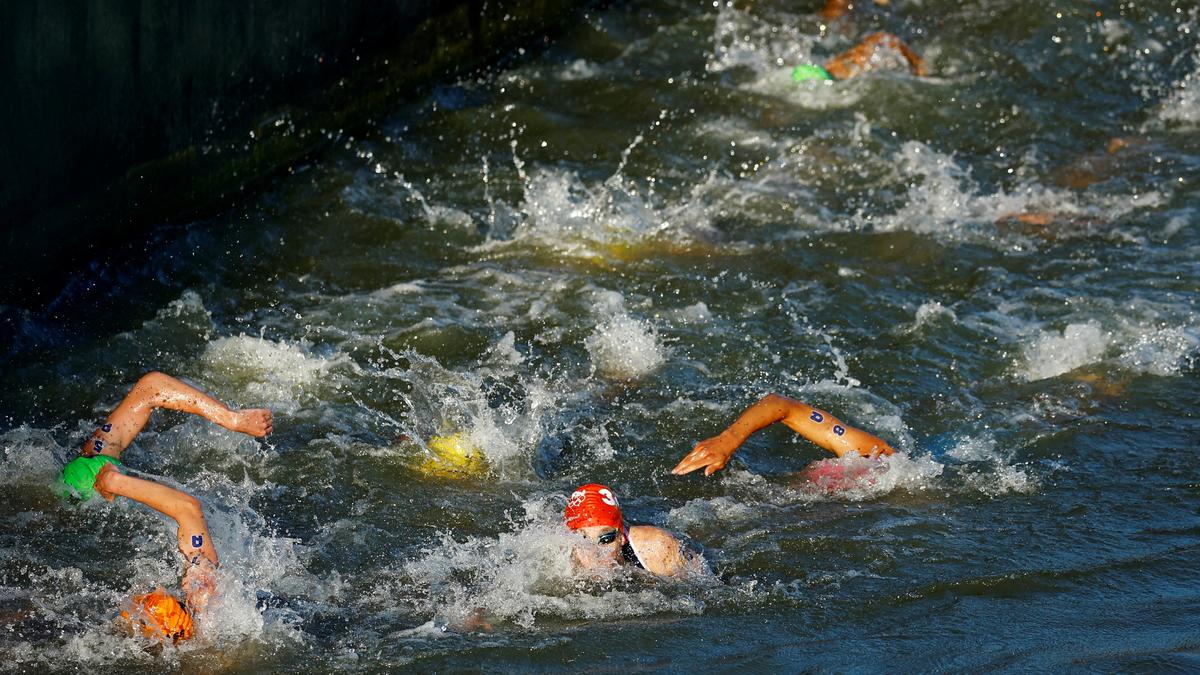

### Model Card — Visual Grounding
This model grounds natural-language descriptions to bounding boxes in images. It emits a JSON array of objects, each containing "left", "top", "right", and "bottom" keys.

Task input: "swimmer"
[
  {"left": 59, "top": 371, "right": 272, "bottom": 631},
  {"left": 820, "top": 0, "right": 891, "bottom": 22},
  {"left": 792, "top": 31, "right": 926, "bottom": 82},
  {"left": 565, "top": 483, "right": 692, "bottom": 577},
  {"left": 994, "top": 211, "right": 1107, "bottom": 241},
  {"left": 671, "top": 393, "right": 895, "bottom": 477}
]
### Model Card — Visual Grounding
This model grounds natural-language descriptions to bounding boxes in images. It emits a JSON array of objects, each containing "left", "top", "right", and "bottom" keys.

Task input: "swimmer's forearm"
[{"left": 131, "top": 372, "right": 237, "bottom": 428}]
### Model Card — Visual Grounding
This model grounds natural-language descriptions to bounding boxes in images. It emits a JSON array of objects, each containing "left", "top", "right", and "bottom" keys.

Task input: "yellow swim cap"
[{"left": 417, "top": 433, "right": 487, "bottom": 478}]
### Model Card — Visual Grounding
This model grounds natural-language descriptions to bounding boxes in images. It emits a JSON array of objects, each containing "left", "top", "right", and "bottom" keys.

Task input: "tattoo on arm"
[{"left": 191, "top": 535, "right": 204, "bottom": 549}]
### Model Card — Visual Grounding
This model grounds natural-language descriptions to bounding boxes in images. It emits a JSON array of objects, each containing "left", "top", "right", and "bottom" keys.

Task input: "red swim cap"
[
  {"left": 121, "top": 590, "right": 194, "bottom": 642},
  {"left": 564, "top": 483, "right": 624, "bottom": 530}
]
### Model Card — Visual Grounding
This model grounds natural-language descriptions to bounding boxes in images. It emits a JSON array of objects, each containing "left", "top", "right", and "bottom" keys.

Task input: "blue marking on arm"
[
  {"left": 833, "top": 425, "right": 846, "bottom": 436},
  {"left": 93, "top": 439, "right": 104, "bottom": 451},
  {"left": 101, "top": 423, "right": 112, "bottom": 433},
  {"left": 191, "top": 535, "right": 204, "bottom": 549},
  {"left": 810, "top": 411, "right": 824, "bottom": 423}
]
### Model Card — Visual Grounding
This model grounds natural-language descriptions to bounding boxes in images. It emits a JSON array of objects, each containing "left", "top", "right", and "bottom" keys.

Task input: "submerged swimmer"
[
  {"left": 792, "top": 32, "right": 927, "bottom": 82},
  {"left": 565, "top": 483, "right": 693, "bottom": 577},
  {"left": 59, "top": 371, "right": 272, "bottom": 639},
  {"left": 671, "top": 393, "right": 895, "bottom": 481}
]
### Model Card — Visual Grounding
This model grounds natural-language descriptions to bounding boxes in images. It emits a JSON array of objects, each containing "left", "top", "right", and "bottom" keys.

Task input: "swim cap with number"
[
  {"left": 564, "top": 483, "right": 624, "bottom": 530},
  {"left": 792, "top": 64, "right": 834, "bottom": 82}
]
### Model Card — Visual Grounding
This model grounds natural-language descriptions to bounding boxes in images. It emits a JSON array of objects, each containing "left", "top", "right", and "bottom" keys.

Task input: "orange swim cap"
[
  {"left": 564, "top": 483, "right": 624, "bottom": 530},
  {"left": 121, "top": 590, "right": 194, "bottom": 642}
]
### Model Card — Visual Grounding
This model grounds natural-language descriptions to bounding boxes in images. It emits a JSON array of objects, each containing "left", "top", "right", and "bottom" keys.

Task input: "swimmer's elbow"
[
  {"left": 761, "top": 392, "right": 801, "bottom": 412},
  {"left": 174, "top": 493, "right": 205, "bottom": 523},
  {"left": 133, "top": 371, "right": 170, "bottom": 398},
  {"left": 138, "top": 370, "right": 168, "bottom": 386}
]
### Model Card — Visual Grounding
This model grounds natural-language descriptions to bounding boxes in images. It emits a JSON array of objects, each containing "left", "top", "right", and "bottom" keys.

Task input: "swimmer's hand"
[
  {"left": 182, "top": 559, "right": 218, "bottom": 614},
  {"left": 671, "top": 431, "right": 741, "bottom": 476},
  {"left": 229, "top": 408, "right": 273, "bottom": 437}
]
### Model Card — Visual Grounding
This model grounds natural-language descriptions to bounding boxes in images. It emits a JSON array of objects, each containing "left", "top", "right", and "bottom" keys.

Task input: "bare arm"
[
  {"left": 94, "top": 467, "right": 219, "bottom": 611},
  {"left": 84, "top": 371, "right": 272, "bottom": 458},
  {"left": 824, "top": 32, "right": 926, "bottom": 80},
  {"left": 671, "top": 393, "right": 895, "bottom": 476}
]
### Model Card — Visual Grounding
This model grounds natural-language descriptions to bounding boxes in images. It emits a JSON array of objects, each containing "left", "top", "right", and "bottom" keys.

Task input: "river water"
[{"left": 3, "top": 0, "right": 1200, "bottom": 671}]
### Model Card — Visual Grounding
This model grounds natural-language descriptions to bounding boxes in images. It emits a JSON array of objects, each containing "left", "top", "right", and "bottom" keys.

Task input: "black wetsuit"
[{"left": 621, "top": 541, "right": 644, "bottom": 569}]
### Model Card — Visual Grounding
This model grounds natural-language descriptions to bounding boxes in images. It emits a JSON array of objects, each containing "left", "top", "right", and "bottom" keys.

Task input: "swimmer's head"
[
  {"left": 565, "top": 483, "right": 624, "bottom": 530},
  {"left": 565, "top": 484, "right": 626, "bottom": 568},
  {"left": 791, "top": 64, "right": 834, "bottom": 82},
  {"left": 120, "top": 590, "right": 194, "bottom": 642}
]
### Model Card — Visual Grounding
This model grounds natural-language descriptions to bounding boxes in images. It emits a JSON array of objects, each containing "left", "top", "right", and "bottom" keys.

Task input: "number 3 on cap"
[{"left": 598, "top": 488, "right": 618, "bottom": 507}]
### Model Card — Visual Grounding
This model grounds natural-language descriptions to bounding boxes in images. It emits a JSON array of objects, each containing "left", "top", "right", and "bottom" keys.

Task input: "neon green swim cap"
[
  {"left": 791, "top": 64, "right": 833, "bottom": 82},
  {"left": 61, "top": 455, "right": 122, "bottom": 500}
]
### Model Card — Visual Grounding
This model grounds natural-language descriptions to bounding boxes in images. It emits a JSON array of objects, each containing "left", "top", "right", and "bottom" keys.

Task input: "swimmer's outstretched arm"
[
  {"left": 824, "top": 32, "right": 927, "bottom": 80},
  {"left": 94, "top": 466, "right": 219, "bottom": 611},
  {"left": 84, "top": 371, "right": 272, "bottom": 458},
  {"left": 671, "top": 393, "right": 895, "bottom": 476}
]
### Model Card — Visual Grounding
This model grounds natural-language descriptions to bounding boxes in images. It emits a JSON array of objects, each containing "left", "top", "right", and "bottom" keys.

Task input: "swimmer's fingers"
[
  {"left": 671, "top": 437, "right": 732, "bottom": 476},
  {"left": 232, "top": 408, "right": 273, "bottom": 437}
]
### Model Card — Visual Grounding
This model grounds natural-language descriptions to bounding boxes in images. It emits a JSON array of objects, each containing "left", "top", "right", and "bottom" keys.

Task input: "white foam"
[
  {"left": 945, "top": 434, "right": 1038, "bottom": 496},
  {"left": 962, "top": 463, "right": 1039, "bottom": 496},
  {"left": 556, "top": 58, "right": 600, "bottom": 81},
  {"left": 387, "top": 349, "right": 564, "bottom": 473},
  {"left": 0, "top": 426, "right": 67, "bottom": 487},
  {"left": 1117, "top": 325, "right": 1200, "bottom": 376},
  {"left": 905, "top": 301, "right": 957, "bottom": 333},
  {"left": 1019, "top": 322, "right": 1109, "bottom": 381},
  {"left": 819, "top": 452, "right": 945, "bottom": 500},
  {"left": 670, "top": 302, "right": 713, "bottom": 324},
  {"left": 1154, "top": 42, "right": 1200, "bottom": 126},
  {"left": 200, "top": 335, "right": 354, "bottom": 412},
  {"left": 483, "top": 165, "right": 715, "bottom": 260},
  {"left": 586, "top": 312, "right": 666, "bottom": 380}
]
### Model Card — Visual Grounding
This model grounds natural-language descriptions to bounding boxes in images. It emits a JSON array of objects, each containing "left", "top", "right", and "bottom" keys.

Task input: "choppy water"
[{"left": 3, "top": 0, "right": 1200, "bottom": 671}]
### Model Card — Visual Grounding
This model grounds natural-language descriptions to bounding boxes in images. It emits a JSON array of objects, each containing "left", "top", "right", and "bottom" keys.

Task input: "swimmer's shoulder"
[{"left": 628, "top": 525, "right": 689, "bottom": 577}]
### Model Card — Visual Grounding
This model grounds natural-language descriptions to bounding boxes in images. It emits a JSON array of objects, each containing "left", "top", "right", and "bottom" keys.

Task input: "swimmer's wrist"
[{"left": 722, "top": 427, "right": 748, "bottom": 443}]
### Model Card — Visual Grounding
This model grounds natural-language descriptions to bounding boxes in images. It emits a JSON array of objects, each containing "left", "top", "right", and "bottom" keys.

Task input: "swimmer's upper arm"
[
  {"left": 782, "top": 403, "right": 895, "bottom": 458},
  {"left": 93, "top": 470, "right": 219, "bottom": 565},
  {"left": 629, "top": 526, "right": 690, "bottom": 577}
]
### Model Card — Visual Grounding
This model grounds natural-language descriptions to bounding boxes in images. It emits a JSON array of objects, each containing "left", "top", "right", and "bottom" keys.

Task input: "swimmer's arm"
[
  {"left": 672, "top": 393, "right": 796, "bottom": 475},
  {"left": 820, "top": 0, "right": 851, "bottom": 20},
  {"left": 85, "top": 371, "right": 272, "bottom": 456},
  {"left": 825, "top": 32, "right": 926, "bottom": 80},
  {"left": 94, "top": 468, "right": 219, "bottom": 611},
  {"left": 777, "top": 397, "right": 895, "bottom": 458},
  {"left": 627, "top": 526, "right": 690, "bottom": 577},
  {"left": 889, "top": 35, "right": 928, "bottom": 77},
  {"left": 671, "top": 394, "right": 894, "bottom": 476},
  {"left": 94, "top": 467, "right": 219, "bottom": 566}
]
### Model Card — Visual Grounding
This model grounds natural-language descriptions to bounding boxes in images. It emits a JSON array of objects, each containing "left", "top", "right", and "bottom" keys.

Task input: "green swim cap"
[
  {"left": 792, "top": 64, "right": 833, "bottom": 82},
  {"left": 61, "top": 455, "right": 122, "bottom": 500}
]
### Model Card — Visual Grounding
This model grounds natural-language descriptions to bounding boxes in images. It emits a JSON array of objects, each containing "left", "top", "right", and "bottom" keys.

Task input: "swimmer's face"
[{"left": 572, "top": 525, "right": 624, "bottom": 569}]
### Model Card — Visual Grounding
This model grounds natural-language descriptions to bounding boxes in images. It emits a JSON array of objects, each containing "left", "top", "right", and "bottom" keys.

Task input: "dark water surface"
[{"left": 3, "top": 0, "right": 1200, "bottom": 671}]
